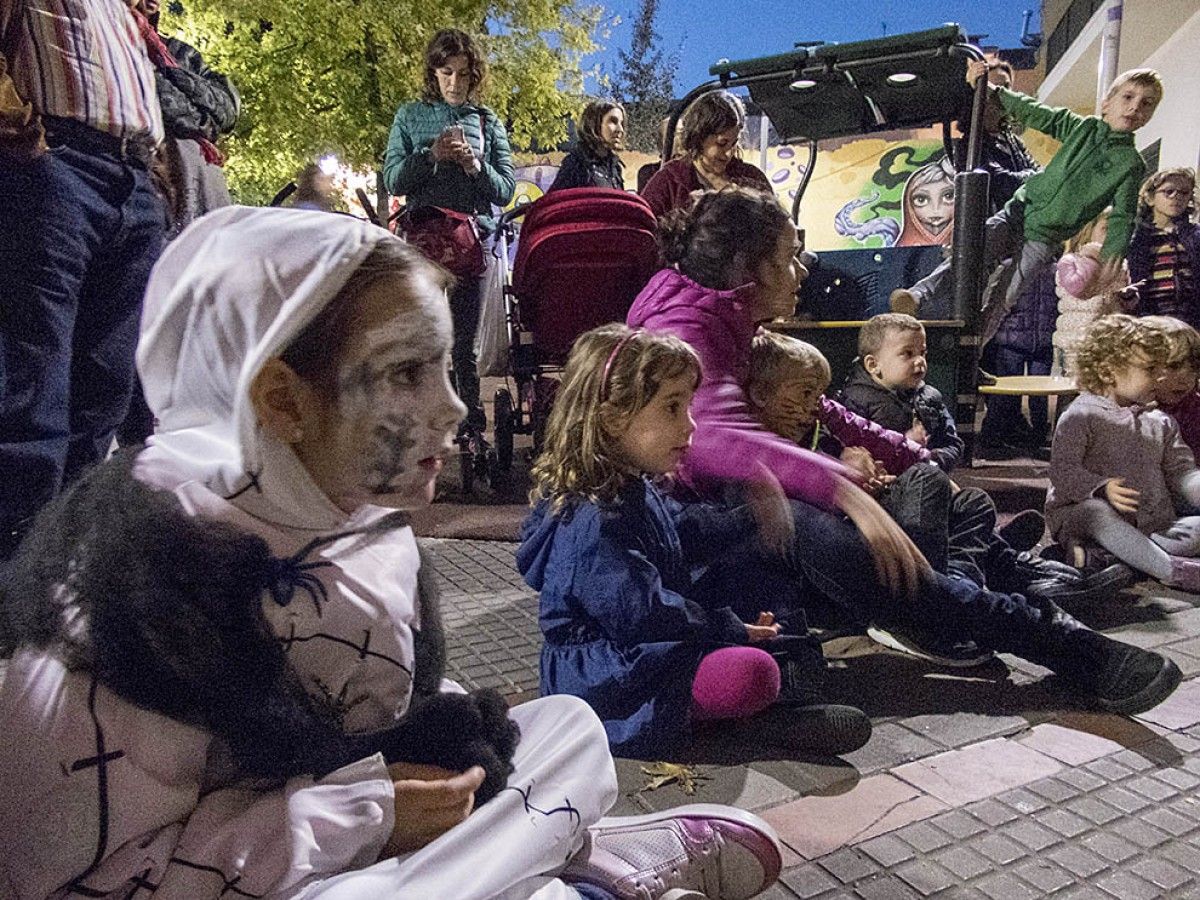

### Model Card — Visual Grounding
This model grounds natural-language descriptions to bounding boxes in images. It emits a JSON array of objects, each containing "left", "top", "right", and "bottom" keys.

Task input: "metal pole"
[
  {"left": 1096, "top": 0, "right": 1124, "bottom": 114},
  {"left": 759, "top": 112, "right": 769, "bottom": 175}
]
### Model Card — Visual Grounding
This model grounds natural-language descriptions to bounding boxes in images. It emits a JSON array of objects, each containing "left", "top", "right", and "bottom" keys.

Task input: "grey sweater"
[{"left": 1046, "top": 391, "right": 1200, "bottom": 536}]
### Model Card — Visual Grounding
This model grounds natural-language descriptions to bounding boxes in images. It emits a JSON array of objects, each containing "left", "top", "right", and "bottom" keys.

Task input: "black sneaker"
[
  {"left": 1066, "top": 629, "right": 1182, "bottom": 716},
  {"left": 997, "top": 510, "right": 1047, "bottom": 553},
  {"left": 1026, "top": 562, "right": 1138, "bottom": 605},
  {"left": 866, "top": 623, "right": 994, "bottom": 668},
  {"left": 767, "top": 657, "right": 872, "bottom": 755}
]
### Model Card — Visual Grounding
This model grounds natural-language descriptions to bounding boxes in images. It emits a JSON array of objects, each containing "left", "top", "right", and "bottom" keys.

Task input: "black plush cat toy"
[{"left": 0, "top": 451, "right": 520, "bottom": 804}]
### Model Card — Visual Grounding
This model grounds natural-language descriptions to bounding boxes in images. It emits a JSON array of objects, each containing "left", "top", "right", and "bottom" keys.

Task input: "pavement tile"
[
  {"left": 961, "top": 798, "right": 1017, "bottom": 827},
  {"left": 850, "top": 874, "right": 922, "bottom": 899},
  {"left": 1093, "top": 784, "right": 1151, "bottom": 814},
  {"left": 895, "top": 712, "right": 1028, "bottom": 750},
  {"left": 1032, "top": 807, "right": 1093, "bottom": 839},
  {"left": 1010, "top": 857, "right": 1076, "bottom": 893},
  {"left": 839, "top": 722, "right": 942, "bottom": 775},
  {"left": 1161, "top": 646, "right": 1200, "bottom": 677},
  {"left": 885, "top": 826, "right": 959, "bottom": 864},
  {"left": 1093, "top": 869, "right": 1162, "bottom": 900},
  {"left": 760, "top": 774, "right": 945, "bottom": 861},
  {"left": 1140, "top": 805, "right": 1197, "bottom": 837},
  {"left": 690, "top": 764, "right": 802, "bottom": 812},
  {"left": 998, "top": 818, "right": 1062, "bottom": 852},
  {"left": 817, "top": 847, "right": 880, "bottom": 884},
  {"left": 1134, "top": 678, "right": 1200, "bottom": 729},
  {"left": 928, "top": 845, "right": 992, "bottom": 881},
  {"left": 1053, "top": 887, "right": 1110, "bottom": 900},
  {"left": 1129, "top": 856, "right": 1193, "bottom": 891},
  {"left": 1083, "top": 757, "right": 1135, "bottom": 781},
  {"left": 1161, "top": 840, "right": 1200, "bottom": 873},
  {"left": 891, "top": 738, "right": 1061, "bottom": 806},
  {"left": 967, "top": 832, "right": 1026, "bottom": 865},
  {"left": 1015, "top": 721, "right": 1127, "bottom": 766},
  {"left": 892, "top": 859, "right": 956, "bottom": 896},
  {"left": 973, "top": 872, "right": 1040, "bottom": 900},
  {"left": 1080, "top": 828, "right": 1140, "bottom": 863},
  {"left": 1046, "top": 843, "right": 1110, "bottom": 878},
  {"left": 1108, "top": 816, "right": 1171, "bottom": 848},
  {"left": 1124, "top": 774, "right": 1178, "bottom": 801},
  {"left": 856, "top": 835, "right": 915, "bottom": 868},
  {"left": 1168, "top": 795, "right": 1200, "bottom": 823},
  {"left": 924, "top": 811, "right": 985, "bottom": 841},
  {"left": 1109, "top": 748, "right": 1156, "bottom": 771},
  {"left": 1055, "top": 767, "right": 1108, "bottom": 792},
  {"left": 994, "top": 787, "right": 1049, "bottom": 815},
  {"left": 1153, "top": 766, "right": 1200, "bottom": 791},
  {"left": 1064, "top": 795, "right": 1123, "bottom": 826},
  {"left": 1024, "top": 775, "right": 1080, "bottom": 803},
  {"left": 778, "top": 863, "right": 840, "bottom": 899}
]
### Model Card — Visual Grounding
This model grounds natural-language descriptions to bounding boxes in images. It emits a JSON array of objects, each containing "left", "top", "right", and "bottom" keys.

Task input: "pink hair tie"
[{"left": 601, "top": 330, "right": 640, "bottom": 399}]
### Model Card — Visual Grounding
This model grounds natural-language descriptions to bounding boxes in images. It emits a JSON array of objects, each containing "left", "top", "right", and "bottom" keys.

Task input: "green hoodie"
[
  {"left": 383, "top": 99, "right": 515, "bottom": 234},
  {"left": 997, "top": 87, "right": 1146, "bottom": 261}
]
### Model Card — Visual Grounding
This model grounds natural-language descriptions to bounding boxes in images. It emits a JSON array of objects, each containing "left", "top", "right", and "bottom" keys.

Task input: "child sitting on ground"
[
  {"left": 1046, "top": 314, "right": 1200, "bottom": 591},
  {"left": 747, "top": 331, "right": 1130, "bottom": 608},
  {"left": 1147, "top": 315, "right": 1200, "bottom": 461},
  {"left": 517, "top": 324, "right": 872, "bottom": 759},
  {"left": 1129, "top": 167, "right": 1200, "bottom": 328},
  {"left": 839, "top": 313, "right": 964, "bottom": 472},
  {"left": 891, "top": 62, "right": 1161, "bottom": 347},
  {"left": 1052, "top": 208, "right": 1137, "bottom": 378}
]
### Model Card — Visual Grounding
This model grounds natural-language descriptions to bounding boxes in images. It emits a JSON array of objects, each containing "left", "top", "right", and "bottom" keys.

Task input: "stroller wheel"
[{"left": 493, "top": 388, "right": 515, "bottom": 472}]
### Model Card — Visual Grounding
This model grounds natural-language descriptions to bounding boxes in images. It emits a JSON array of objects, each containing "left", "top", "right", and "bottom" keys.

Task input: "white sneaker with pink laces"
[{"left": 560, "top": 804, "right": 783, "bottom": 900}]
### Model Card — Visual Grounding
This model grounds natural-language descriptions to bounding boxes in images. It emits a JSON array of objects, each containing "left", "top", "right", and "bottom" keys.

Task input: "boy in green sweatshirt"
[{"left": 892, "top": 61, "right": 1162, "bottom": 347}]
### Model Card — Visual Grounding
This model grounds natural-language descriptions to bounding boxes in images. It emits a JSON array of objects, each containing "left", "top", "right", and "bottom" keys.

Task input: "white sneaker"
[{"left": 561, "top": 804, "right": 782, "bottom": 900}]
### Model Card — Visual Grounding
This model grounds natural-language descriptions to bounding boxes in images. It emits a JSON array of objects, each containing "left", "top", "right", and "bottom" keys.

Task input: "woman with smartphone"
[{"left": 383, "top": 29, "right": 516, "bottom": 439}]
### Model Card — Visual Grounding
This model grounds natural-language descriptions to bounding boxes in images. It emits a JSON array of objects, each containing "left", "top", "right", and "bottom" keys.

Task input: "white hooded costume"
[{"left": 0, "top": 207, "right": 616, "bottom": 900}]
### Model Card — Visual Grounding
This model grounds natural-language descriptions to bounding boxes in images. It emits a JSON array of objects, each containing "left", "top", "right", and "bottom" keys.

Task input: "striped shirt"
[
  {"left": 1, "top": 0, "right": 163, "bottom": 141},
  {"left": 1140, "top": 230, "right": 1197, "bottom": 326}
]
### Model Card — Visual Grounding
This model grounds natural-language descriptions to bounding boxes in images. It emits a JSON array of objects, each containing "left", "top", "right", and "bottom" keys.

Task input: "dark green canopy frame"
[{"left": 666, "top": 25, "right": 993, "bottom": 454}]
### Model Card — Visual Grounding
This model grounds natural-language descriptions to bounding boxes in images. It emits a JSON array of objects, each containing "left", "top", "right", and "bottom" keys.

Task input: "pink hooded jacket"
[{"left": 626, "top": 268, "right": 925, "bottom": 509}]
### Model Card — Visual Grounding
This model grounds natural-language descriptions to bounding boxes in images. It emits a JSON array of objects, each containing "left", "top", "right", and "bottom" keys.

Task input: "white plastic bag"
[{"left": 475, "top": 239, "right": 510, "bottom": 377}]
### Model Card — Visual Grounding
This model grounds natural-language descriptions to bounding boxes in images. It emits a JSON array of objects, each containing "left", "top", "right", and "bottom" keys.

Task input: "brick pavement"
[{"left": 429, "top": 537, "right": 1200, "bottom": 899}]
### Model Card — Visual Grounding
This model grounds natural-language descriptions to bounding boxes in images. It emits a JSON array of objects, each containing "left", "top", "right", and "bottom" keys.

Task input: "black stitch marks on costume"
[
  {"left": 264, "top": 555, "right": 333, "bottom": 616},
  {"left": 167, "top": 858, "right": 264, "bottom": 898},
  {"left": 279, "top": 623, "right": 413, "bottom": 674},
  {"left": 65, "top": 674, "right": 121, "bottom": 892},
  {"left": 502, "top": 782, "right": 583, "bottom": 833},
  {"left": 224, "top": 469, "right": 263, "bottom": 501},
  {"left": 61, "top": 748, "right": 126, "bottom": 778}
]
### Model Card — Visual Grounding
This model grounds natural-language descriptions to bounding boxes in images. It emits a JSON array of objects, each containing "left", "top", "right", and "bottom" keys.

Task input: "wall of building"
[{"left": 1133, "top": 7, "right": 1200, "bottom": 168}]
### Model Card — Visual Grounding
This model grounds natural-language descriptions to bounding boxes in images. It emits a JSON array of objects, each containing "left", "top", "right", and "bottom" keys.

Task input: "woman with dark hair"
[
  {"left": 548, "top": 99, "right": 626, "bottom": 192},
  {"left": 383, "top": 28, "right": 515, "bottom": 438},
  {"left": 625, "top": 187, "right": 1181, "bottom": 718},
  {"left": 639, "top": 91, "right": 772, "bottom": 217}
]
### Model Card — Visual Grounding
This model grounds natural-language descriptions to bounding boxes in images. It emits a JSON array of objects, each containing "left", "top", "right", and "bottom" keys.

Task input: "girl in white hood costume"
[{"left": 0, "top": 207, "right": 782, "bottom": 900}]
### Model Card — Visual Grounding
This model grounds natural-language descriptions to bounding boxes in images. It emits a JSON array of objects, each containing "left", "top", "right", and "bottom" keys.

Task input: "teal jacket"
[
  {"left": 997, "top": 87, "right": 1145, "bottom": 261},
  {"left": 383, "top": 99, "right": 515, "bottom": 234}
]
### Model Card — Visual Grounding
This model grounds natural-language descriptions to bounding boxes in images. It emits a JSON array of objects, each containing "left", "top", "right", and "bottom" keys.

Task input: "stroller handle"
[{"left": 495, "top": 201, "right": 534, "bottom": 229}]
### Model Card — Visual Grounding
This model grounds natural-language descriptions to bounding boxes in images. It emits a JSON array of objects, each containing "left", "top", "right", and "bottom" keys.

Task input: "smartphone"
[{"left": 443, "top": 124, "right": 466, "bottom": 143}]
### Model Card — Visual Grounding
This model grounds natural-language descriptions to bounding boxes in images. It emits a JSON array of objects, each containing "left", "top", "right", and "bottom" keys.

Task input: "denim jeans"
[
  {"left": 449, "top": 272, "right": 484, "bottom": 427},
  {"left": 0, "top": 145, "right": 164, "bottom": 543}
]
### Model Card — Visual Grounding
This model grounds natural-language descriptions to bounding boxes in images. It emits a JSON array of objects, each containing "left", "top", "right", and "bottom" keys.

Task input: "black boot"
[
  {"left": 764, "top": 640, "right": 872, "bottom": 756},
  {"left": 1028, "top": 606, "right": 1182, "bottom": 715},
  {"left": 997, "top": 510, "right": 1046, "bottom": 553},
  {"left": 996, "top": 550, "right": 1137, "bottom": 605}
]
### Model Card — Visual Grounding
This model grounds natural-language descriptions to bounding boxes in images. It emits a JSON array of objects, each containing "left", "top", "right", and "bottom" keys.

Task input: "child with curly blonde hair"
[{"left": 1047, "top": 314, "right": 1200, "bottom": 589}]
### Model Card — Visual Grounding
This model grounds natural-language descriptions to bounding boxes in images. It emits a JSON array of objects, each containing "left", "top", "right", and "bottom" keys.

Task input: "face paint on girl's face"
[{"left": 297, "top": 272, "right": 466, "bottom": 511}]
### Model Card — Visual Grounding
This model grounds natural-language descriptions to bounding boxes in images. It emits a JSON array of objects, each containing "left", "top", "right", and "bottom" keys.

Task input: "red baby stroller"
[{"left": 488, "top": 187, "right": 659, "bottom": 482}]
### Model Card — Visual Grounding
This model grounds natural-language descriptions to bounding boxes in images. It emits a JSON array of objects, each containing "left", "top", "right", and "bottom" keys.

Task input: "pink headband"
[{"left": 601, "top": 330, "right": 640, "bottom": 399}]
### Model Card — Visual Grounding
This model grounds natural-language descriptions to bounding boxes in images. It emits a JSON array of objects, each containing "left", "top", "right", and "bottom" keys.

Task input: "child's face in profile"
[
  {"left": 867, "top": 328, "right": 927, "bottom": 391},
  {"left": 1156, "top": 363, "right": 1199, "bottom": 409},
  {"left": 612, "top": 372, "right": 697, "bottom": 476},
  {"left": 294, "top": 272, "right": 467, "bottom": 511},
  {"left": 1107, "top": 353, "right": 1164, "bottom": 407},
  {"left": 1101, "top": 81, "right": 1159, "bottom": 132},
  {"left": 753, "top": 368, "right": 829, "bottom": 439}
]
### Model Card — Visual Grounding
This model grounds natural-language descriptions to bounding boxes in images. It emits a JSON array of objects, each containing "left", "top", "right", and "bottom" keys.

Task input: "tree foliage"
[
  {"left": 607, "top": 0, "right": 679, "bottom": 153},
  {"left": 166, "top": 0, "right": 604, "bottom": 204}
]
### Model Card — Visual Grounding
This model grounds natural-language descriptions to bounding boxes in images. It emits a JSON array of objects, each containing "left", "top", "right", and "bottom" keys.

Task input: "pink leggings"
[{"left": 691, "top": 646, "right": 780, "bottom": 721}]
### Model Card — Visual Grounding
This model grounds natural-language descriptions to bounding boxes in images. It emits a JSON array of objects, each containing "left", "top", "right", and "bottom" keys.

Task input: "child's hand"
[
  {"left": 1119, "top": 280, "right": 1143, "bottom": 308},
  {"left": 1104, "top": 478, "right": 1141, "bottom": 516},
  {"left": 745, "top": 612, "right": 781, "bottom": 643},
  {"left": 906, "top": 421, "right": 929, "bottom": 446},
  {"left": 747, "top": 464, "right": 795, "bottom": 557},
  {"left": 966, "top": 59, "right": 989, "bottom": 87},
  {"left": 840, "top": 446, "right": 877, "bottom": 482},
  {"left": 382, "top": 763, "right": 485, "bottom": 856},
  {"left": 1092, "top": 257, "right": 1127, "bottom": 294}
]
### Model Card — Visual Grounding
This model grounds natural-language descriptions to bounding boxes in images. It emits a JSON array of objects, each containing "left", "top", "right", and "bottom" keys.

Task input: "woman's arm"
[
  {"left": 383, "top": 105, "right": 436, "bottom": 198},
  {"left": 816, "top": 395, "right": 931, "bottom": 476}
]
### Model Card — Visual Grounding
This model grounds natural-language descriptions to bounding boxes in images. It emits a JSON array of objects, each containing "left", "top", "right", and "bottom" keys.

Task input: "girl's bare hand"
[
  {"left": 1104, "top": 478, "right": 1140, "bottom": 516},
  {"left": 381, "top": 764, "right": 486, "bottom": 857},
  {"left": 746, "top": 465, "right": 796, "bottom": 557},
  {"left": 836, "top": 477, "right": 931, "bottom": 601},
  {"left": 745, "top": 622, "right": 781, "bottom": 643},
  {"left": 966, "top": 59, "right": 989, "bottom": 86}
]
